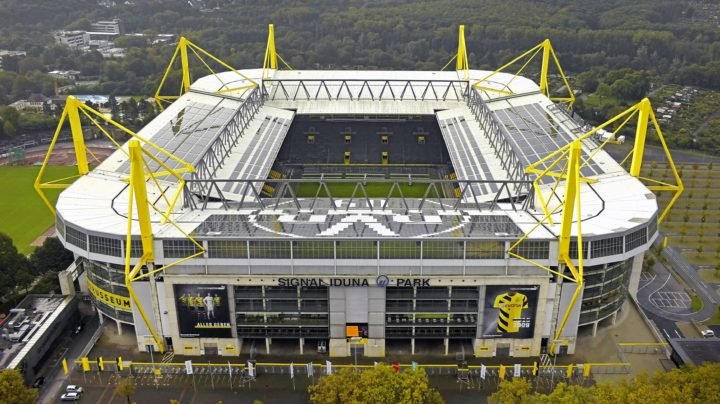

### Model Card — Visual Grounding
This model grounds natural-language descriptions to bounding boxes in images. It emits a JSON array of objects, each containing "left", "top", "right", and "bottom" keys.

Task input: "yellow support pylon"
[
  {"left": 524, "top": 98, "right": 682, "bottom": 224},
  {"left": 34, "top": 96, "right": 195, "bottom": 219},
  {"left": 508, "top": 141, "right": 584, "bottom": 355},
  {"left": 441, "top": 25, "right": 469, "bottom": 79},
  {"left": 154, "top": 37, "right": 258, "bottom": 110},
  {"left": 472, "top": 39, "right": 575, "bottom": 107},
  {"left": 262, "top": 24, "right": 293, "bottom": 81},
  {"left": 124, "top": 140, "right": 205, "bottom": 353}
]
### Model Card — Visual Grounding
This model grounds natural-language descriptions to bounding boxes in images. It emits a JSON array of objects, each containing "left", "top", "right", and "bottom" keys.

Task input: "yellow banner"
[{"left": 86, "top": 278, "right": 132, "bottom": 310}]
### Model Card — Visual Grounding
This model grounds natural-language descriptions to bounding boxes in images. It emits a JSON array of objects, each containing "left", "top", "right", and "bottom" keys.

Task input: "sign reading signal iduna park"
[{"left": 278, "top": 276, "right": 430, "bottom": 287}]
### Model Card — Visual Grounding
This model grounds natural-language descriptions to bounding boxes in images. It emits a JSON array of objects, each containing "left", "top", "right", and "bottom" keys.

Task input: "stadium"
[{"left": 42, "top": 26, "right": 680, "bottom": 359}]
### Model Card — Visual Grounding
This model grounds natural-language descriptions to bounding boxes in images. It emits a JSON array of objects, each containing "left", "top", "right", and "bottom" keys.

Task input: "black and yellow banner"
[{"left": 87, "top": 278, "right": 132, "bottom": 311}]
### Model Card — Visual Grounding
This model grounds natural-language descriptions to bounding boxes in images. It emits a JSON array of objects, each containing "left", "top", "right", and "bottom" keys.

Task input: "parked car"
[
  {"left": 31, "top": 376, "right": 45, "bottom": 388},
  {"left": 65, "top": 385, "right": 83, "bottom": 393},
  {"left": 701, "top": 330, "right": 715, "bottom": 338},
  {"left": 60, "top": 392, "right": 80, "bottom": 401}
]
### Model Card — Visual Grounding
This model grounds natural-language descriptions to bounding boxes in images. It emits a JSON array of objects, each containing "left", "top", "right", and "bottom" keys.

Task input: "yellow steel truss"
[
  {"left": 472, "top": 39, "right": 575, "bottom": 107},
  {"left": 124, "top": 140, "right": 205, "bottom": 353},
  {"left": 508, "top": 140, "right": 584, "bottom": 355},
  {"left": 262, "top": 24, "right": 293, "bottom": 81},
  {"left": 34, "top": 96, "right": 195, "bottom": 222},
  {"left": 525, "top": 98, "right": 682, "bottom": 223},
  {"left": 154, "top": 37, "right": 258, "bottom": 110},
  {"left": 441, "top": 25, "right": 469, "bottom": 80}
]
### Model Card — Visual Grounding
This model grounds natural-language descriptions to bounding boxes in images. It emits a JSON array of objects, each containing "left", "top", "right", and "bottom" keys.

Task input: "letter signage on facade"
[{"left": 86, "top": 277, "right": 132, "bottom": 311}]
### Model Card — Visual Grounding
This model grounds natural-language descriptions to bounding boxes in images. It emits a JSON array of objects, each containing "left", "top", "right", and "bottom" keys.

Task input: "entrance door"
[
  {"left": 496, "top": 343, "right": 511, "bottom": 357},
  {"left": 204, "top": 343, "right": 218, "bottom": 356}
]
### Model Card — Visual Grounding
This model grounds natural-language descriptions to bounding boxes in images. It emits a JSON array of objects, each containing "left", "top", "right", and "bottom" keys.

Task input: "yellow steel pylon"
[
  {"left": 262, "top": 24, "right": 293, "bottom": 81},
  {"left": 524, "top": 98, "right": 682, "bottom": 223},
  {"left": 472, "top": 39, "right": 575, "bottom": 107},
  {"left": 441, "top": 25, "right": 469, "bottom": 80},
  {"left": 34, "top": 96, "right": 195, "bottom": 220},
  {"left": 124, "top": 139, "right": 205, "bottom": 353},
  {"left": 508, "top": 140, "right": 584, "bottom": 355},
  {"left": 154, "top": 37, "right": 258, "bottom": 110}
]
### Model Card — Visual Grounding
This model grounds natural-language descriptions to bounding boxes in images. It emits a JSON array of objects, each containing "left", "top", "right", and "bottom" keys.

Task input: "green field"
[
  {"left": 654, "top": 162, "right": 720, "bottom": 265},
  {"left": 0, "top": 166, "right": 77, "bottom": 254},
  {"left": 293, "top": 181, "right": 440, "bottom": 198}
]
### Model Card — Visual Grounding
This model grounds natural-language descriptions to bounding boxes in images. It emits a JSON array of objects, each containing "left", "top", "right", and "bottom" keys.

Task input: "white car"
[
  {"left": 60, "top": 392, "right": 80, "bottom": 401},
  {"left": 701, "top": 330, "right": 715, "bottom": 338},
  {"left": 66, "top": 385, "right": 83, "bottom": 393}
]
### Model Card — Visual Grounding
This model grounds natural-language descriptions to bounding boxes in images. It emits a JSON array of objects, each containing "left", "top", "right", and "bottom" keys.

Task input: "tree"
[
  {"left": 29, "top": 237, "right": 73, "bottom": 275},
  {"left": 0, "top": 233, "right": 32, "bottom": 296},
  {"left": 491, "top": 363, "right": 720, "bottom": 403},
  {"left": 489, "top": 377, "right": 532, "bottom": 404},
  {"left": 115, "top": 377, "right": 136, "bottom": 404},
  {"left": 0, "top": 369, "right": 38, "bottom": 404},
  {"left": 308, "top": 365, "right": 443, "bottom": 404}
]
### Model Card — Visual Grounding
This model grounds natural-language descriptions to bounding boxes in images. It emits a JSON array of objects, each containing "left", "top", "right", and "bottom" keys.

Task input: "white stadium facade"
[{"left": 50, "top": 31, "right": 671, "bottom": 359}]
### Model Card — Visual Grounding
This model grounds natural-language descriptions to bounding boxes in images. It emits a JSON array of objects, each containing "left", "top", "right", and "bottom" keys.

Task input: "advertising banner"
[
  {"left": 481, "top": 285, "right": 539, "bottom": 339},
  {"left": 174, "top": 284, "right": 232, "bottom": 338}
]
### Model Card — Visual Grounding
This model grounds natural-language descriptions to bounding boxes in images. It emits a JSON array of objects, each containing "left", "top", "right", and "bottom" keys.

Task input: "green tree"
[
  {"left": 0, "top": 369, "right": 38, "bottom": 404},
  {"left": 115, "top": 377, "right": 136, "bottom": 404},
  {"left": 308, "top": 365, "right": 443, "bottom": 404},
  {"left": 489, "top": 377, "right": 532, "bottom": 404},
  {"left": 492, "top": 363, "right": 720, "bottom": 403},
  {"left": 29, "top": 237, "right": 74, "bottom": 275}
]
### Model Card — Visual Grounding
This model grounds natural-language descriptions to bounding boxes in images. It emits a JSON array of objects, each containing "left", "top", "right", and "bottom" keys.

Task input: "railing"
[
  {"left": 182, "top": 178, "right": 535, "bottom": 213},
  {"left": 262, "top": 79, "right": 471, "bottom": 102},
  {"left": 189, "top": 87, "right": 264, "bottom": 194}
]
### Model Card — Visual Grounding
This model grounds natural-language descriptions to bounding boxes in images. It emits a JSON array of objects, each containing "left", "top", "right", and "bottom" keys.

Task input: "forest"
[{"left": 0, "top": 0, "right": 719, "bottom": 150}]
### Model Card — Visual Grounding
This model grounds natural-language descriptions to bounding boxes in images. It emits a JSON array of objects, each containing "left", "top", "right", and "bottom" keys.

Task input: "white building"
[
  {"left": 54, "top": 31, "right": 90, "bottom": 49},
  {"left": 57, "top": 66, "right": 658, "bottom": 359}
]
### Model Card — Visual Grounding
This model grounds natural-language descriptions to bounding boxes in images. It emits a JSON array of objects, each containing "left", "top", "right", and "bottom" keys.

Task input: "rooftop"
[
  {"left": 55, "top": 68, "right": 658, "bottom": 245},
  {"left": 0, "top": 295, "right": 72, "bottom": 369}
]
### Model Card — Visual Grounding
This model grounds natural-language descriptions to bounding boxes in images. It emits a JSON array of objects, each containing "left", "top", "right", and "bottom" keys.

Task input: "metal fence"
[{"left": 262, "top": 79, "right": 471, "bottom": 102}]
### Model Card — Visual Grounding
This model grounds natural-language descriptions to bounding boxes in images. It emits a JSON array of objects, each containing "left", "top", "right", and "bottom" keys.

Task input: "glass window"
[
  {"left": 56, "top": 215, "right": 66, "bottom": 239},
  {"left": 65, "top": 226, "right": 87, "bottom": 250},
  {"left": 465, "top": 241, "right": 504, "bottom": 259},
  {"left": 422, "top": 240, "right": 463, "bottom": 259},
  {"left": 293, "top": 241, "right": 334, "bottom": 259},
  {"left": 379, "top": 241, "right": 420, "bottom": 259},
  {"left": 208, "top": 240, "right": 248, "bottom": 258},
  {"left": 625, "top": 227, "right": 647, "bottom": 252},
  {"left": 249, "top": 240, "right": 291, "bottom": 259},
  {"left": 590, "top": 237, "right": 623, "bottom": 258},
  {"left": 336, "top": 241, "right": 376, "bottom": 259},
  {"left": 514, "top": 240, "right": 549, "bottom": 260},
  {"left": 129, "top": 239, "right": 144, "bottom": 258},
  {"left": 569, "top": 241, "right": 588, "bottom": 260},
  {"left": 89, "top": 235, "right": 122, "bottom": 257},
  {"left": 163, "top": 239, "right": 202, "bottom": 258}
]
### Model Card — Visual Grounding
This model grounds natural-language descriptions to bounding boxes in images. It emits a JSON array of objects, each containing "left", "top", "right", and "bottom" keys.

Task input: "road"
[
  {"left": 37, "top": 313, "right": 99, "bottom": 404},
  {"left": 662, "top": 244, "right": 720, "bottom": 308}
]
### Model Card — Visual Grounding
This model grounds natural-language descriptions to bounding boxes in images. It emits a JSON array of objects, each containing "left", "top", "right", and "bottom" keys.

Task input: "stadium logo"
[{"left": 376, "top": 275, "right": 390, "bottom": 287}]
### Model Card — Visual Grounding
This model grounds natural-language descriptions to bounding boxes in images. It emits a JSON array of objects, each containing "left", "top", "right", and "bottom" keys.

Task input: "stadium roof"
[{"left": 57, "top": 68, "right": 658, "bottom": 244}]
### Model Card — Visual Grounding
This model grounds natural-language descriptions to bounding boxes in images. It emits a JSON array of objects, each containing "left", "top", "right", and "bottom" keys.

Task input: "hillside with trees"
[{"left": 0, "top": 0, "right": 719, "bottom": 151}]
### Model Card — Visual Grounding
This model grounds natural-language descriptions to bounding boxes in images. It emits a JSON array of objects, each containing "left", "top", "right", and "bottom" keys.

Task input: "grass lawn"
[
  {"left": 294, "top": 181, "right": 438, "bottom": 198},
  {"left": 690, "top": 294, "right": 704, "bottom": 312},
  {"left": 0, "top": 166, "right": 78, "bottom": 254},
  {"left": 708, "top": 307, "right": 720, "bottom": 326},
  {"left": 698, "top": 268, "right": 720, "bottom": 284}
]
